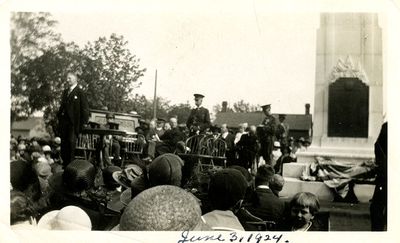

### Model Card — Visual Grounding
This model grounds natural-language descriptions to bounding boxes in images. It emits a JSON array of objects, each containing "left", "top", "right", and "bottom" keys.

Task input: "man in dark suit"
[
  {"left": 258, "top": 104, "right": 277, "bottom": 164},
  {"left": 276, "top": 114, "right": 289, "bottom": 152},
  {"left": 236, "top": 125, "right": 259, "bottom": 171},
  {"left": 57, "top": 72, "right": 90, "bottom": 167},
  {"left": 220, "top": 123, "right": 235, "bottom": 165},
  {"left": 370, "top": 122, "right": 387, "bottom": 231},
  {"left": 247, "top": 165, "right": 286, "bottom": 227},
  {"left": 156, "top": 117, "right": 185, "bottom": 155},
  {"left": 186, "top": 93, "right": 211, "bottom": 135}
]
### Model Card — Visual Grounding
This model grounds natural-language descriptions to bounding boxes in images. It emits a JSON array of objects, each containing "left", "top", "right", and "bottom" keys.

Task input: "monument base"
[
  {"left": 280, "top": 137, "right": 375, "bottom": 202},
  {"left": 298, "top": 136, "right": 375, "bottom": 164}
]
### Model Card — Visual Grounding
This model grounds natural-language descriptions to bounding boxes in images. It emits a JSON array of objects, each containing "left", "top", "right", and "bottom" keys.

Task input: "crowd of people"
[
  {"left": 10, "top": 93, "right": 319, "bottom": 233},
  {"left": 10, "top": 143, "right": 322, "bottom": 231}
]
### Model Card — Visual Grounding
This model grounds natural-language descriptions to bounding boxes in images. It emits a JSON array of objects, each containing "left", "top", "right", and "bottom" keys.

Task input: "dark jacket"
[
  {"left": 57, "top": 86, "right": 90, "bottom": 136},
  {"left": 247, "top": 187, "right": 286, "bottom": 226},
  {"left": 160, "top": 127, "right": 185, "bottom": 146},
  {"left": 186, "top": 107, "right": 211, "bottom": 132}
]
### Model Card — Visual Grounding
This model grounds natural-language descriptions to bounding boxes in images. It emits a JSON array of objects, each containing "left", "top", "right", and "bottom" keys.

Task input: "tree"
[
  {"left": 11, "top": 12, "right": 61, "bottom": 122},
  {"left": 168, "top": 103, "right": 192, "bottom": 124},
  {"left": 81, "top": 34, "right": 146, "bottom": 112},
  {"left": 213, "top": 100, "right": 259, "bottom": 114},
  {"left": 213, "top": 103, "right": 222, "bottom": 114},
  {"left": 12, "top": 27, "right": 147, "bottom": 135},
  {"left": 15, "top": 42, "right": 83, "bottom": 136}
]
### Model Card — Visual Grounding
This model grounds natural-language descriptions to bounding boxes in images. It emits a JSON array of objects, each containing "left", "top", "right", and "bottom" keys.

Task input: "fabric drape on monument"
[{"left": 301, "top": 156, "right": 376, "bottom": 199}]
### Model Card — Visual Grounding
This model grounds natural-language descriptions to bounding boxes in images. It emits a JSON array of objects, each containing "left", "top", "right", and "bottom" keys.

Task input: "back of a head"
[
  {"left": 208, "top": 168, "right": 248, "bottom": 210},
  {"left": 119, "top": 185, "right": 202, "bottom": 231},
  {"left": 62, "top": 159, "right": 95, "bottom": 192},
  {"left": 229, "top": 165, "right": 252, "bottom": 185},
  {"left": 10, "top": 160, "right": 40, "bottom": 194},
  {"left": 255, "top": 165, "right": 275, "bottom": 187},
  {"left": 10, "top": 191, "right": 37, "bottom": 225},
  {"left": 290, "top": 192, "right": 320, "bottom": 215},
  {"left": 269, "top": 174, "right": 285, "bottom": 193},
  {"left": 148, "top": 153, "right": 184, "bottom": 187}
]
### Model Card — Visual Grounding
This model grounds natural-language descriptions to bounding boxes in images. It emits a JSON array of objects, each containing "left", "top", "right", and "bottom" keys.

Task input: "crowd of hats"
[{"left": 10, "top": 115, "right": 316, "bottom": 232}]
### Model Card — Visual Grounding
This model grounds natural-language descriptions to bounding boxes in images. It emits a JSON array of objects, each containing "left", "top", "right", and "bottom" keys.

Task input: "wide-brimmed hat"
[
  {"left": 112, "top": 164, "right": 143, "bottom": 189},
  {"left": 62, "top": 159, "right": 96, "bottom": 192},
  {"left": 273, "top": 141, "right": 281, "bottom": 148},
  {"left": 208, "top": 168, "right": 248, "bottom": 210},
  {"left": 148, "top": 153, "right": 184, "bottom": 187},
  {"left": 119, "top": 185, "right": 202, "bottom": 231},
  {"left": 37, "top": 206, "right": 92, "bottom": 230},
  {"left": 102, "top": 166, "right": 122, "bottom": 190}
]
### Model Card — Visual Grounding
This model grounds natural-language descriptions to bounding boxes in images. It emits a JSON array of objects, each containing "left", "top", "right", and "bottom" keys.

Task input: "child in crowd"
[{"left": 286, "top": 192, "right": 320, "bottom": 231}]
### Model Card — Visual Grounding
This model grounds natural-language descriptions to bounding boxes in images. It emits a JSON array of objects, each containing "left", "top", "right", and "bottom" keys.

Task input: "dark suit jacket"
[
  {"left": 186, "top": 107, "right": 211, "bottom": 132},
  {"left": 58, "top": 86, "right": 90, "bottom": 136},
  {"left": 160, "top": 127, "right": 185, "bottom": 147},
  {"left": 236, "top": 133, "right": 259, "bottom": 154},
  {"left": 221, "top": 132, "right": 235, "bottom": 151},
  {"left": 248, "top": 187, "right": 286, "bottom": 225}
]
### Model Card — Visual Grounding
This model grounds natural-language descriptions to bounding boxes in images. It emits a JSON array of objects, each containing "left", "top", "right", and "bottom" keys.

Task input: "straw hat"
[
  {"left": 38, "top": 206, "right": 91, "bottom": 230},
  {"left": 119, "top": 185, "right": 202, "bottom": 231},
  {"left": 112, "top": 164, "right": 143, "bottom": 189}
]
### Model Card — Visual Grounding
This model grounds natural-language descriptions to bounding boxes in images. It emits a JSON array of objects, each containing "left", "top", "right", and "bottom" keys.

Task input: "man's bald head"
[{"left": 170, "top": 117, "right": 178, "bottom": 128}]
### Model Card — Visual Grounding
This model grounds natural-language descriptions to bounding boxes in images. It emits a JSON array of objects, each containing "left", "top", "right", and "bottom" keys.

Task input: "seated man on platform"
[
  {"left": 156, "top": 117, "right": 185, "bottom": 156},
  {"left": 155, "top": 118, "right": 166, "bottom": 138}
]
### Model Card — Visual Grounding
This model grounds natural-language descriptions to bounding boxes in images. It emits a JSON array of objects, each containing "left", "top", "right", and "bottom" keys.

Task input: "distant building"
[
  {"left": 214, "top": 104, "right": 312, "bottom": 140},
  {"left": 11, "top": 117, "right": 49, "bottom": 138}
]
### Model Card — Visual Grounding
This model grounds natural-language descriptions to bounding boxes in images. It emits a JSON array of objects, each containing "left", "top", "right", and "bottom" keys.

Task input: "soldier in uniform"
[
  {"left": 186, "top": 93, "right": 211, "bottom": 135},
  {"left": 258, "top": 104, "right": 276, "bottom": 164},
  {"left": 276, "top": 114, "right": 290, "bottom": 152}
]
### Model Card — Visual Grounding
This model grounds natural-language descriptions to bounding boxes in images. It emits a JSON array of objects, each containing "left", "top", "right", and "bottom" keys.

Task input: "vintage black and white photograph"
[{"left": 2, "top": 0, "right": 399, "bottom": 242}]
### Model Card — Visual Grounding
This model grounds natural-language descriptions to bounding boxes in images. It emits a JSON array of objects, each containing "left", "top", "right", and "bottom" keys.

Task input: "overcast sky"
[{"left": 50, "top": 10, "right": 319, "bottom": 115}]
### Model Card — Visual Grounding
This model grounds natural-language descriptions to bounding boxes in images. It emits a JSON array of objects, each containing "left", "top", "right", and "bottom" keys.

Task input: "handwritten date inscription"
[{"left": 178, "top": 231, "right": 288, "bottom": 243}]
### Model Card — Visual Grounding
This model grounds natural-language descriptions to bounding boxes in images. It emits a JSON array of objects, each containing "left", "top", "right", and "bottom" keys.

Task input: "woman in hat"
[
  {"left": 119, "top": 185, "right": 209, "bottom": 231},
  {"left": 38, "top": 205, "right": 92, "bottom": 230},
  {"left": 202, "top": 168, "right": 248, "bottom": 231}
]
